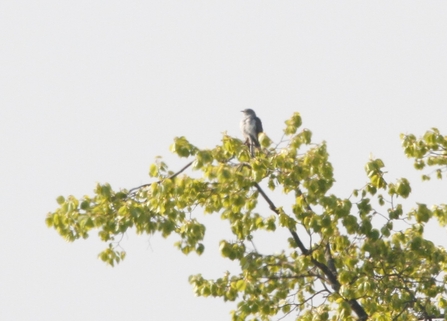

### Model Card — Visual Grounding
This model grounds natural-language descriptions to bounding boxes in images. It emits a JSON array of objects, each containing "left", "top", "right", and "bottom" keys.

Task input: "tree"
[{"left": 46, "top": 113, "right": 447, "bottom": 321}]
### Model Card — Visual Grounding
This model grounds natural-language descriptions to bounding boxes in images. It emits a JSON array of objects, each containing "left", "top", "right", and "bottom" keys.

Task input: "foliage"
[
  {"left": 402, "top": 128, "right": 447, "bottom": 181},
  {"left": 46, "top": 113, "right": 447, "bottom": 321}
]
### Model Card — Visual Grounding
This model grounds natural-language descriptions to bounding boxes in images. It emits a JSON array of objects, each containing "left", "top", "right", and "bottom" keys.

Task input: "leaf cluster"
[{"left": 402, "top": 128, "right": 447, "bottom": 180}]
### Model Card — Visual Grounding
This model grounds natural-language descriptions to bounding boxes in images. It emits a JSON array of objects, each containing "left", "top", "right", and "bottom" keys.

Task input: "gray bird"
[{"left": 240, "top": 109, "right": 263, "bottom": 156}]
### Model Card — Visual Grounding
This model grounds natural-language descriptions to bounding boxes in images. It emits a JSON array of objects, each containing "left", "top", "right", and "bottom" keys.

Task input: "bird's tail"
[
  {"left": 250, "top": 135, "right": 260, "bottom": 148},
  {"left": 249, "top": 135, "right": 260, "bottom": 157}
]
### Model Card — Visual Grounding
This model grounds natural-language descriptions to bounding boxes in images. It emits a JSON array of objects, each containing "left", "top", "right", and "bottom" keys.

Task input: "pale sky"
[{"left": 1, "top": 2, "right": 447, "bottom": 320}]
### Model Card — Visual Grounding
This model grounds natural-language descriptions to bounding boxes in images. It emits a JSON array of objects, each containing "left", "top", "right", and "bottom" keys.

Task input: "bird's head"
[{"left": 241, "top": 108, "right": 256, "bottom": 116}]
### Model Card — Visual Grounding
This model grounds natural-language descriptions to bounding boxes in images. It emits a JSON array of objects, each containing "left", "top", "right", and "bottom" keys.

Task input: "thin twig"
[{"left": 127, "top": 160, "right": 194, "bottom": 196}]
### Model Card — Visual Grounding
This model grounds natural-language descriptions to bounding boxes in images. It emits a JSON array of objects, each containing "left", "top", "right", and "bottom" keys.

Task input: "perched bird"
[{"left": 240, "top": 109, "right": 263, "bottom": 157}]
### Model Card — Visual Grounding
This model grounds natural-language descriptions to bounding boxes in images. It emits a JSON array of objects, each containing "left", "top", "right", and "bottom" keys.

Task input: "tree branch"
[
  {"left": 127, "top": 160, "right": 194, "bottom": 196},
  {"left": 253, "top": 181, "right": 369, "bottom": 321},
  {"left": 123, "top": 158, "right": 369, "bottom": 321}
]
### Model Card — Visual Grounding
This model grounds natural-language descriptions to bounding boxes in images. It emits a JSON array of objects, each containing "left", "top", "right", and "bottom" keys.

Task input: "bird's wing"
[{"left": 255, "top": 116, "right": 263, "bottom": 134}]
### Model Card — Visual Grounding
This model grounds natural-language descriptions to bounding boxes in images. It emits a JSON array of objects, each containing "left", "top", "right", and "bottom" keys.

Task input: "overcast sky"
[{"left": 1, "top": 2, "right": 447, "bottom": 320}]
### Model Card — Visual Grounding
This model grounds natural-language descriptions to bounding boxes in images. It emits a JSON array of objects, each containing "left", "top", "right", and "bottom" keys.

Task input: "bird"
[{"left": 240, "top": 109, "right": 263, "bottom": 157}]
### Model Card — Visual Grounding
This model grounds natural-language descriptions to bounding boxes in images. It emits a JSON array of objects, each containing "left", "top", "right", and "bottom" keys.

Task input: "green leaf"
[
  {"left": 395, "top": 178, "right": 411, "bottom": 198},
  {"left": 414, "top": 203, "right": 432, "bottom": 223},
  {"left": 284, "top": 112, "right": 302, "bottom": 135},
  {"left": 56, "top": 196, "right": 65, "bottom": 205},
  {"left": 236, "top": 279, "right": 246, "bottom": 291},
  {"left": 149, "top": 163, "right": 158, "bottom": 177}
]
